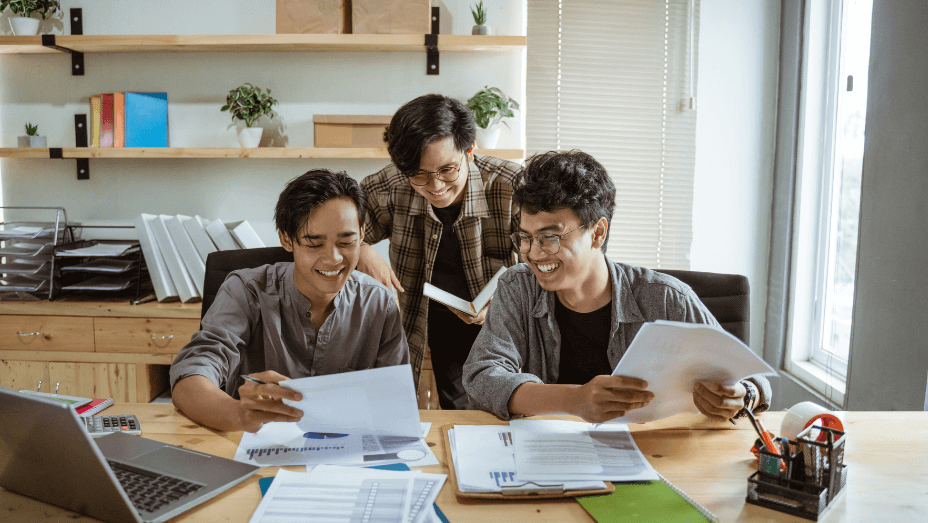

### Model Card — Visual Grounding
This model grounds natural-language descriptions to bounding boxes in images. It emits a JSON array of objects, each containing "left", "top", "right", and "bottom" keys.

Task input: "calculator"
[{"left": 83, "top": 414, "right": 142, "bottom": 438}]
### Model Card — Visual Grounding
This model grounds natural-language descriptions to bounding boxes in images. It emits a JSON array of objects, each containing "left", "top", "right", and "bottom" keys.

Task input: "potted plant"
[
  {"left": 220, "top": 83, "right": 279, "bottom": 148},
  {"left": 18, "top": 122, "right": 46, "bottom": 147},
  {"left": 1, "top": 0, "right": 61, "bottom": 35},
  {"left": 470, "top": 1, "right": 490, "bottom": 35},
  {"left": 465, "top": 86, "right": 519, "bottom": 149}
]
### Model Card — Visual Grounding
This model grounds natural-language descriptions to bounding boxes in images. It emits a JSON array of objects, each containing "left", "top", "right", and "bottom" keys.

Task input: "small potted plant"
[
  {"left": 1, "top": 0, "right": 61, "bottom": 35},
  {"left": 18, "top": 122, "right": 46, "bottom": 148},
  {"left": 470, "top": 1, "right": 490, "bottom": 35},
  {"left": 220, "top": 83, "right": 279, "bottom": 148},
  {"left": 465, "top": 86, "right": 519, "bottom": 149}
]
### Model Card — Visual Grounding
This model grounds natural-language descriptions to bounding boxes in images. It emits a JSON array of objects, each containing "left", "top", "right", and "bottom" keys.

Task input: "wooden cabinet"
[{"left": 0, "top": 298, "right": 200, "bottom": 402}]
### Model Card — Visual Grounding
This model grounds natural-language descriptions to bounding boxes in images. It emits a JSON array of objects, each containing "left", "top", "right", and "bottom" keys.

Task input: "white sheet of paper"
[
  {"left": 610, "top": 320, "right": 777, "bottom": 423},
  {"left": 510, "top": 420, "right": 603, "bottom": 477},
  {"left": 249, "top": 469, "right": 413, "bottom": 523},
  {"left": 423, "top": 266, "right": 507, "bottom": 316},
  {"left": 510, "top": 420, "right": 659, "bottom": 482},
  {"left": 281, "top": 365, "right": 421, "bottom": 437}
]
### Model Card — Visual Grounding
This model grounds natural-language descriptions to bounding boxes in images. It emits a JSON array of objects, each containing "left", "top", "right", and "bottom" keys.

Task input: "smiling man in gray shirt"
[{"left": 170, "top": 169, "right": 408, "bottom": 433}]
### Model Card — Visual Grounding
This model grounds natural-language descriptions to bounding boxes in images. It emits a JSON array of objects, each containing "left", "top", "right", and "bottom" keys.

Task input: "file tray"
[
  {"left": 0, "top": 206, "right": 73, "bottom": 301},
  {"left": 51, "top": 229, "right": 148, "bottom": 302},
  {"left": 440, "top": 424, "right": 614, "bottom": 500},
  {"left": 746, "top": 426, "right": 847, "bottom": 521}
]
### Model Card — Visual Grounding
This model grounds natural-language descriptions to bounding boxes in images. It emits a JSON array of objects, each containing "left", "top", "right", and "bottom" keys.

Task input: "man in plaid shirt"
[{"left": 358, "top": 94, "right": 521, "bottom": 409}]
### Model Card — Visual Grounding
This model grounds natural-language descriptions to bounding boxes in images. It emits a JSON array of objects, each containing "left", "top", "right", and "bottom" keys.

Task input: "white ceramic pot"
[
  {"left": 18, "top": 135, "right": 47, "bottom": 148},
  {"left": 10, "top": 17, "right": 40, "bottom": 36},
  {"left": 472, "top": 25, "right": 492, "bottom": 36},
  {"left": 237, "top": 127, "right": 263, "bottom": 148},
  {"left": 475, "top": 128, "right": 500, "bottom": 150}
]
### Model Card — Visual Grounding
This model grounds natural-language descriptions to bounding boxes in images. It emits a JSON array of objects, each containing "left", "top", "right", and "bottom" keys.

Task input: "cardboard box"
[
  {"left": 313, "top": 115, "right": 392, "bottom": 148},
  {"left": 277, "top": 0, "right": 350, "bottom": 34},
  {"left": 352, "top": 0, "right": 430, "bottom": 34}
]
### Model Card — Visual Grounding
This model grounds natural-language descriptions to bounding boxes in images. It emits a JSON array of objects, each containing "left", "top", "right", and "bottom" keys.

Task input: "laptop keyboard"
[{"left": 107, "top": 460, "right": 204, "bottom": 514}]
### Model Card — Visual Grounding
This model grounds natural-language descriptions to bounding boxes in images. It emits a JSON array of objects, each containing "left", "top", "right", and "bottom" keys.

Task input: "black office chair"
[
  {"left": 654, "top": 269, "right": 750, "bottom": 345},
  {"left": 201, "top": 247, "right": 293, "bottom": 321}
]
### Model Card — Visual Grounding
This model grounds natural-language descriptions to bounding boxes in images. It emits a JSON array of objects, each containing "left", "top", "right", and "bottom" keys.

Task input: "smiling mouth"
[
  {"left": 316, "top": 268, "right": 344, "bottom": 278},
  {"left": 427, "top": 188, "right": 449, "bottom": 196},
  {"left": 535, "top": 262, "right": 560, "bottom": 274}
]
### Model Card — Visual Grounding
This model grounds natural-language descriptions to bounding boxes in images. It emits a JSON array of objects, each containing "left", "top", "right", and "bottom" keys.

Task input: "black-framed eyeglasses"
[
  {"left": 510, "top": 224, "right": 588, "bottom": 255},
  {"left": 407, "top": 153, "right": 466, "bottom": 186}
]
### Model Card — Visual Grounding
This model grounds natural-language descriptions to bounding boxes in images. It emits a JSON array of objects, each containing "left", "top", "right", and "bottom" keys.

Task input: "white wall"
[
  {"left": 691, "top": 0, "right": 780, "bottom": 353},
  {"left": 0, "top": 0, "right": 526, "bottom": 251}
]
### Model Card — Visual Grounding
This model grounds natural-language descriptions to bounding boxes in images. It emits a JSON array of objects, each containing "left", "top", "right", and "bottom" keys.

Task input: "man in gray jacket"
[{"left": 463, "top": 151, "right": 771, "bottom": 423}]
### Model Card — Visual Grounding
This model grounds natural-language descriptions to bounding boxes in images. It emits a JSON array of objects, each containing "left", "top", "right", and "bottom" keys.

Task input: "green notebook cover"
[{"left": 577, "top": 479, "right": 718, "bottom": 523}]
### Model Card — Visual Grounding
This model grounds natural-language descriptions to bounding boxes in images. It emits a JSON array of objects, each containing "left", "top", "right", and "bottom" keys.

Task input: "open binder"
[{"left": 441, "top": 424, "right": 614, "bottom": 499}]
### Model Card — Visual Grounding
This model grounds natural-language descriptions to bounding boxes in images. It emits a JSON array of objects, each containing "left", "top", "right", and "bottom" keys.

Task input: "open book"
[{"left": 423, "top": 267, "right": 507, "bottom": 317}]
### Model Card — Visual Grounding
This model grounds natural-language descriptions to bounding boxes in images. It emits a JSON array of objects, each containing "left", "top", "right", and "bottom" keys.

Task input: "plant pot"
[
  {"left": 237, "top": 127, "right": 263, "bottom": 148},
  {"left": 10, "top": 17, "right": 40, "bottom": 36},
  {"left": 472, "top": 25, "right": 492, "bottom": 36},
  {"left": 18, "top": 135, "right": 47, "bottom": 148},
  {"left": 475, "top": 128, "right": 500, "bottom": 149}
]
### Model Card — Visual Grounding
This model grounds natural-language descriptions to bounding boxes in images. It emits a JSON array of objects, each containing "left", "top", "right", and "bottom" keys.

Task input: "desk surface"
[{"left": 2, "top": 406, "right": 926, "bottom": 523}]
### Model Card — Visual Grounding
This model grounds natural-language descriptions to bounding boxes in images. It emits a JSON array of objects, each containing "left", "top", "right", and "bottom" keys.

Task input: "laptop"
[{"left": 0, "top": 387, "right": 259, "bottom": 523}]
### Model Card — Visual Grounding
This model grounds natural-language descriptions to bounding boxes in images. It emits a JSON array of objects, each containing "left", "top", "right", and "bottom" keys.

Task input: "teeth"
[
  {"left": 537, "top": 263, "right": 560, "bottom": 273},
  {"left": 428, "top": 189, "right": 447, "bottom": 196},
  {"left": 318, "top": 269, "right": 342, "bottom": 277}
]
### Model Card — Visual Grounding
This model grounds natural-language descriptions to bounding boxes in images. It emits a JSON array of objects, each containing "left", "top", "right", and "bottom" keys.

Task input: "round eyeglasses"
[
  {"left": 407, "top": 153, "right": 466, "bottom": 186},
  {"left": 510, "top": 224, "right": 587, "bottom": 255}
]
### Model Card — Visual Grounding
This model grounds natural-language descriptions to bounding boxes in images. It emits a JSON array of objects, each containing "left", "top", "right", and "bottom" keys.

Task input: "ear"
[
  {"left": 278, "top": 230, "right": 294, "bottom": 253},
  {"left": 466, "top": 141, "right": 476, "bottom": 162},
  {"left": 591, "top": 217, "right": 609, "bottom": 249},
  {"left": 359, "top": 224, "right": 366, "bottom": 244}
]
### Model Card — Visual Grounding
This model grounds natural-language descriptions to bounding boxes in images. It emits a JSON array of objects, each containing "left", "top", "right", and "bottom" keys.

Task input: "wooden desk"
[{"left": 2, "top": 406, "right": 926, "bottom": 522}]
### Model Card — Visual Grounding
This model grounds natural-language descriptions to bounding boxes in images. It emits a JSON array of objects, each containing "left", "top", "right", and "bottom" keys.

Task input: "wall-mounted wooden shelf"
[
  {"left": 0, "top": 147, "right": 525, "bottom": 160},
  {"left": 0, "top": 34, "right": 526, "bottom": 54}
]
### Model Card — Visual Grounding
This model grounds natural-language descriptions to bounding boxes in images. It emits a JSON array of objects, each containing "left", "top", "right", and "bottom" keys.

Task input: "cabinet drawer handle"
[
  {"left": 17, "top": 331, "right": 41, "bottom": 336},
  {"left": 150, "top": 334, "right": 174, "bottom": 340}
]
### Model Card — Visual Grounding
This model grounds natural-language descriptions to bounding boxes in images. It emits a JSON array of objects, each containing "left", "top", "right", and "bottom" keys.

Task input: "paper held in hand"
[
  {"left": 423, "top": 267, "right": 507, "bottom": 317},
  {"left": 609, "top": 320, "right": 777, "bottom": 424}
]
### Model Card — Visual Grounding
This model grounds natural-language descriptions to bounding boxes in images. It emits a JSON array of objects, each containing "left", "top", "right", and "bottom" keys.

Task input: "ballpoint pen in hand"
[{"left": 240, "top": 374, "right": 271, "bottom": 386}]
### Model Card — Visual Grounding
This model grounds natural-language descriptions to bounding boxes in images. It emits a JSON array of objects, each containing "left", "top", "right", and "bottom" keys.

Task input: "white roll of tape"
[{"left": 780, "top": 401, "right": 844, "bottom": 441}]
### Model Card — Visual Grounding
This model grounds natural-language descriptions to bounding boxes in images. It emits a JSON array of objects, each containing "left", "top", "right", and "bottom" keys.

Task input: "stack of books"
[
  {"left": 89, "top": 92, "right": 168, "bottom": 148},
  {"left": 135, "top": 214, "right": 265, "bottom": 303}
]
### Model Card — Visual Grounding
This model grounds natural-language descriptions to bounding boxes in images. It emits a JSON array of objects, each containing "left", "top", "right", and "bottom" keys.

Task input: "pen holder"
[{"left": 746, "top": 426, "right": 847, "bottom": 521}]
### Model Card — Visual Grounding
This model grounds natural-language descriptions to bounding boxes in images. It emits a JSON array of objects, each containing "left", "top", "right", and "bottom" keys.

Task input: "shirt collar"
[
  {"left": 285, "top": 262, "right": 347, "bottom": 312},
  {"left": 407, "top": 158, "right": 491, "bottom": 219}
]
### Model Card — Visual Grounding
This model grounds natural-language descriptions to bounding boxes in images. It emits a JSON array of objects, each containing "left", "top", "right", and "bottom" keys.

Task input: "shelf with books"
[
  {"left": 0, "top": 34, "right": 526, "bottom": 54},
  {"left": 0, "top": 147, "right": 525, "bottom": 160}
]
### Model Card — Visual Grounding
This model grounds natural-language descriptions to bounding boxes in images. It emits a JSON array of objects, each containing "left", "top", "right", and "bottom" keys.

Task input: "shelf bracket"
[
  {"left": 59, "top": 114, "right": 90, "bottom": 180},
  {"left": 41, "top": 34, "right": 84, "bottom": 76},
  {"left": 70, "top": 8, "right": 83, "bottom": 35},
  {"left": 426, "top": 7, "right": 439, "bottom": 75}
]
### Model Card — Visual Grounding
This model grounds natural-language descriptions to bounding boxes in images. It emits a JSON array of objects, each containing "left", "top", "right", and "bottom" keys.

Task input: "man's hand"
[
  {"left": 570, "top": 375, "right": 654, "bottom": 424},
  {"left": 692, "top": 380, "right": 746, "bottom": 422},
  {"left": 446, "top": 296, "right": 492, "bottom": 325},
  {"left": 357, "top": 244, "right": 404, "bottom": 293},
  {"left": 237, "top": 370, "right": 304, "bottom": 433}
]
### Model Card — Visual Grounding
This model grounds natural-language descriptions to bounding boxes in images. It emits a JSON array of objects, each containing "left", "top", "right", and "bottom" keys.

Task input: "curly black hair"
[
  {"left": 275, "top": 169, "right": 366, "bottom": 244},
  {"left": 383, "top": 94, "right": 477, "bottom": 174},
  {"left": 513, "top": 150, "right": 616, "bottom": 252}
]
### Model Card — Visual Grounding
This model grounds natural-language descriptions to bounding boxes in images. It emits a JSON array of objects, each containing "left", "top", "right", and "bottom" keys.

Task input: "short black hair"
[
  {"left": 383, "top": 94, "right": 477, "bottom": 174},
  {"left": 513, "top": 150, "right": 616, "bottom": 252},
  {"left": 275, "top": 169, "right": 366, "bottom": 243}
]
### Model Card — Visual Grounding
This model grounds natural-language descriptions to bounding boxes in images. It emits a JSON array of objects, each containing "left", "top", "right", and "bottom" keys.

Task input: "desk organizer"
[
  {"left": 0, "top": 206, "right": 75, "bottom": 301},
  {"left": 746, "top": 425, "right": 847, "bottom": 521},
  {"left": 51, "top": 225, "right": 150, "bottom": 302}
]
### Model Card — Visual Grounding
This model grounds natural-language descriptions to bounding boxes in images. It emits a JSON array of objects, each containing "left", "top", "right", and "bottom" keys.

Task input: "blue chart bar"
[
  {"left": 489, "top": 470, "right": 516, "bottom": 486},
  {"left": 247, "top": 445, "right": 346, "bottom": 460},
  {"left": 497, "top": 431, "right": 513, "bottom": 446}
]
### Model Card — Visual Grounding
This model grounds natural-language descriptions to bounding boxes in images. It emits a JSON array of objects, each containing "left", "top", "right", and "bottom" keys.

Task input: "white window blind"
[{"left": 527, "top": 0, "right": 700, "bottom": 269}]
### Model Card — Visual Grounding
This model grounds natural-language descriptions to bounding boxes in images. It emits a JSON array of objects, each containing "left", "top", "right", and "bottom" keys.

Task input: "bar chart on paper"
[{"left": 244, "top": 443, "right": 348, "bottom": 464}]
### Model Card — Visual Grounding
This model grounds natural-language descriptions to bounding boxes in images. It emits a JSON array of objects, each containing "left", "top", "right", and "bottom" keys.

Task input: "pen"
[
  {"left": 744, "top": 408, "right": 787, "bottom": 471},
  {"left": 241, "top": 374, "right": 270, "bottom": 386}
]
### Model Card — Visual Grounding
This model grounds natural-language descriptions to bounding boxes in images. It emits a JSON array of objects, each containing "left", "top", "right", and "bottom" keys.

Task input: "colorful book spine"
[
  {"left": 113, "top": 92, "right": 125, "bottom": 147},
  {"left": 77, "top": 398, "right": 114, "bottom": 417},
  {"left": 100, "top": 93, "right": 114, "bottom": 147},
  {"left": 89, "top": 94, "right": 102, "bottom": 147},
  {"left": 124, "top": 92, "right": 169, "bottom": 147}
]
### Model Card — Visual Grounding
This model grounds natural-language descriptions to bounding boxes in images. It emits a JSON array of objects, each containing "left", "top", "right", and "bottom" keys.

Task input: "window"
[
  {"left": 526, "top": 0, "right": 700, "bottom": 269},
  {"left": 787, "top": 0, "right": 873, "bottom": 403}
]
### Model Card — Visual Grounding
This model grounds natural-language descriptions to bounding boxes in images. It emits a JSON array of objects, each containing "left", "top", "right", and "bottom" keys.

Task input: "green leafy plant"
[
  {"left": 220, "top": 83, "right": 278, "bottom": 128},
  {"left": 466, "top": 86, "right": 519, "bottom": 130},
  {"left": 470, "top": 1, "right": 487, "bottom": 25},
  {"left": 24, "top": 122, "right": 38, "bottom": 136},
  {"left": 0, "top": 0, "right": 61, "bottom": 19}
]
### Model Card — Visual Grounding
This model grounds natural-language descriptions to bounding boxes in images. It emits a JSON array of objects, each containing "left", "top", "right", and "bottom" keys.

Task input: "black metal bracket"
[
  {"left": 65, "top": 114, "right": 90, "bottom": 180},
  {"left": 426, "top": 7, "right": 439, "bottom": 75},
  {"left": 41, "top": 34, "right": 83, "bottom": 75},
  {"left": 70, "top": 8, "right": 83, "bottom": 35}
]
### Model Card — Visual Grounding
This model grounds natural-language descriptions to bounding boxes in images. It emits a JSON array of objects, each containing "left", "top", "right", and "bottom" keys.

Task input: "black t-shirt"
[
  {"left": 428, "top": 202, "right": 471, "bottom": 302},
  {"left": 555, "top": 297, "right": 614, "bottom": 385}
]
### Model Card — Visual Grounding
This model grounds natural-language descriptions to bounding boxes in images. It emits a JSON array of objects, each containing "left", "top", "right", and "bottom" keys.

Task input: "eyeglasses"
[
  {"left": 407, "top": 154, "right": 466, "bottom": 186},
  {"left": 510, "top": 224, "right": 587, "bottom": 255}
]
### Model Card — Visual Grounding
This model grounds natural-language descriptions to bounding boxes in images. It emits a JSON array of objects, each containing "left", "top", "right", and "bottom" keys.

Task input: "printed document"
[
  {"left": 423, "top": 266, "right": 507, "bottom": 317},
  {"left": 610, "top": 320, "right": 777, "bottom": 423}
]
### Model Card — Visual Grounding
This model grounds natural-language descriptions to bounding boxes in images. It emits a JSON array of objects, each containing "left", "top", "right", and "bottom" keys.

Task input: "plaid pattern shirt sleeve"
[{"left": 359, "top": 155, "right": 522, "bottom": 390}]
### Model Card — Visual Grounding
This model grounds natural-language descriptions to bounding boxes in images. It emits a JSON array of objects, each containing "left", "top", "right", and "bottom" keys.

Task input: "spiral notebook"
[
  {"left": 576, "top": 473, "right": 718, "bottom": 523},
  {"left": 76, "top": 398, "right": 114, "bottom": 417}
]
